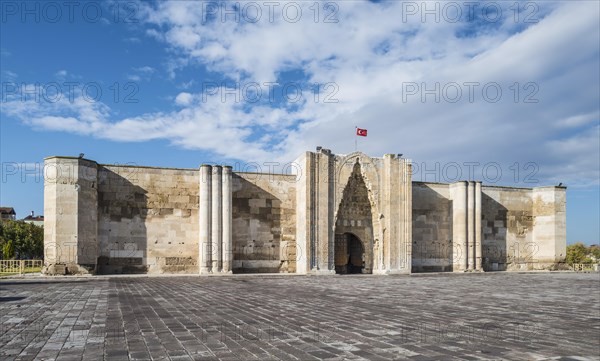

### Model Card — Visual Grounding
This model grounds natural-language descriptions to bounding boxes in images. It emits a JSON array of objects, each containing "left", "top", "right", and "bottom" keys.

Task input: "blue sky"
[{"left": 0, "top": 0, "right": 598, "bottom": 244}]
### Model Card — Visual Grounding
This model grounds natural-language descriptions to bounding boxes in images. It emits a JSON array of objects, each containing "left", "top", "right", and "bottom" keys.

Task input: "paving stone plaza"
[{"left": 1, "top": 273, "right": 599, "bottom": 360}]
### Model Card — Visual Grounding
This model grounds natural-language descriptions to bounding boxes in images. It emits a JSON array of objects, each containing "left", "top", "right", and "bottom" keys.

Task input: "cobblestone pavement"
[{"left": 1, "top": 272, "right": 599, "bottom": 360}]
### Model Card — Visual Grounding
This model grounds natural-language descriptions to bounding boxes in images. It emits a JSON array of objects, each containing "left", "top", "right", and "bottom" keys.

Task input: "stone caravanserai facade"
[{"left": 42, "top": 149, "right": 567, "bottom": 275}]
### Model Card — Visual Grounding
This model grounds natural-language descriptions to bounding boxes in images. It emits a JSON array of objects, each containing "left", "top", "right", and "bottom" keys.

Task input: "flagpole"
[{"left": 355, "top": 126, "right": 357, "bottom": 151}]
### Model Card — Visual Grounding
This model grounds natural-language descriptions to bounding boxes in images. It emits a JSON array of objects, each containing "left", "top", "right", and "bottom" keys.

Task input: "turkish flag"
[{"left": 356, "top": 128, "right": 367, "bottom": 137}]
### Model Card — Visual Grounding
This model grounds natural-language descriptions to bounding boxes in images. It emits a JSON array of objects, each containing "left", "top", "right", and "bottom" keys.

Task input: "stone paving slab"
[{"left": 1, "top": 273, "right": 599, "bottom": 360}]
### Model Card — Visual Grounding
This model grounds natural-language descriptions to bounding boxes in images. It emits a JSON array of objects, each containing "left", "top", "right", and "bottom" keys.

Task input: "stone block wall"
[
  {"left": 333, "top": 162, "right": 375, "bottom": 273},
  {"left": 232, "top": 172, "right": 297, "bottom": 273},
  {"left": 97, "top": 165, "right": 199, "bottom": 274},
  {"left": 411, "top": 182, "right": 453, "bottom": 272},
  {"left": 295, "top": 150, "right": 413, "bottom": 275},
  {"left": 532, "top": 187, "right": 567, "bottom": 264},
  {"left": 411, "top": 182, "right": 567, "bottom": 272},
  {"left": 480, "top": 186, "right": 534, "bottom": 271},
  {"left": 480, "top": 185, "right": 566, "bottom": 271},
  {"left": 43, "top": 157, "right": 98, "bottom": 275},
  {"left": 43, "top": 153, "right": 565, "bottom": 276},
  {"left": 43, "top": 157, "right": 297, "bottom": 275}
]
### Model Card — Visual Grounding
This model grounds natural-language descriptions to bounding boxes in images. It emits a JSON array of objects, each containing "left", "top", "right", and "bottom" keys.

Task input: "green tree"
[
  {"left": 2, "top": 239, "right": 15, "bottom": 259},
  {"left": 0, "top": 220, "right": 44, "bottom": 259},
  {"left": 566, "top": 243, "right": 594, "bottom": 264}
]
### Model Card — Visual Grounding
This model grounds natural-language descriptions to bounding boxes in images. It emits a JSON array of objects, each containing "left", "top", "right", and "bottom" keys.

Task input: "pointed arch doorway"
[
  {"left": 334, "top": 161, "right": 374, "bottom": 274},
  {"left": 335, "top": 233, "right": 366, "bottom": 274}
]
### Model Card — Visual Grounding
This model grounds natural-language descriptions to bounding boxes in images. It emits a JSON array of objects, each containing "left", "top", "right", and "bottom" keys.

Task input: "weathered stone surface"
[
  {"left": 43, "top": 157, "right": 98, "bottom": 275},
  {"left": 41, "top": 264, "right": 66, "bottom": 275},
  {"left": 1, "top": 273, "right": 598, "bottom": 360},
  {"left": 232, "top": 172, "right": 297, "bottom": 273},
  {"left": 294, "top": 151, "right": 413, "bottom": 275},
  {"left": 97, "top": 164, "right": 199, "bottom": 275},
  {"left": 42, "top": 151, "right": 566, "bottom": 275},
  {"left": 412, "top": 182, "right": 453, "bottom": 272}
]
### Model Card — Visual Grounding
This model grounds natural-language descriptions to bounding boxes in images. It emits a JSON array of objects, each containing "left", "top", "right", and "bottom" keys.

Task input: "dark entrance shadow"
[{"left": 335, "top": 233, "right": 365, "bottom": 274}]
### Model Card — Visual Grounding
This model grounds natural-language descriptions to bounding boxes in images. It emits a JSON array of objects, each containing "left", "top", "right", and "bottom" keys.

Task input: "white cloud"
[
  {"left": 134, "top": 66, "right": 155, "bottom": 74},
  {"left": 555, "top": 112, "right": 599, "bottom": 129},
  {"left": 542, "top": 126, "right": 600, "bottom": 188},
  {"left": 175, "top": 92, "right": 193, "bottom": 106},
  {"left": 179, "top": 80, "right": 195, "bottom": 89},
  {"left": 4, "top": 1, "right": 599, "bottom": 187},
  {"left": 127, "top": 66, "right": 157, "bottom": 82},
  {"left": 2, "top": 70, "right": 18, "bottom": 80}
]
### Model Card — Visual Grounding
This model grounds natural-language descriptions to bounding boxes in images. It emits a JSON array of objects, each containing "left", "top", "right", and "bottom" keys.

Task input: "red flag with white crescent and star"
[{"left": 356, "top": 128, "right": 367, "bottom": 137}]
